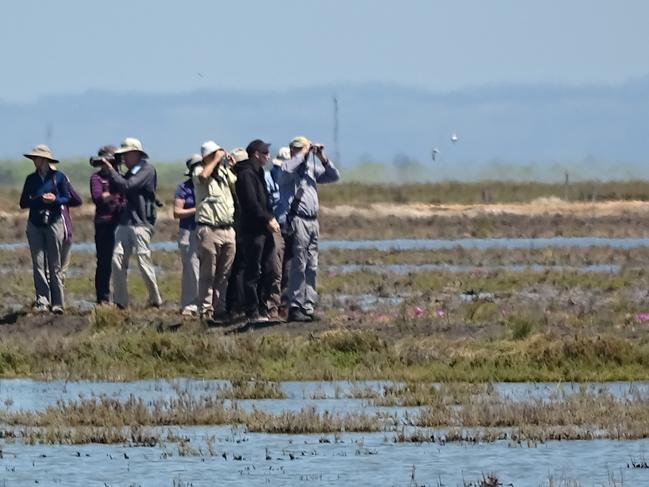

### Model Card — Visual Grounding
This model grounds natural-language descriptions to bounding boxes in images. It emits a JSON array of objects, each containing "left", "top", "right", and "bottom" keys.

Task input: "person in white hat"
[
  {"left": 101, "top": 137, "right": 162, "bottom": 309},
  {"left": 173, "top": 154, "right": 202, "bottom": 316},
  {"left": 192, "top": 141, "right": 237, "bottom": 324},
  {"left": 19, "top": 144, "right": 71, "bottom": 314}
]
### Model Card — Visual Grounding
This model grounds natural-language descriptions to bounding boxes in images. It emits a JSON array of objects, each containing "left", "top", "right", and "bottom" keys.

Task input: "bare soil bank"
[{"left": 3, "top": 200, "right": 649, "bottom": 241}]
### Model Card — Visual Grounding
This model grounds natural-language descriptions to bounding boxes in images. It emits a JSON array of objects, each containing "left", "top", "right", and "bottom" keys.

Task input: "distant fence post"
[{"left": 564, "top": 172, "right": 570, "bottom": 201}]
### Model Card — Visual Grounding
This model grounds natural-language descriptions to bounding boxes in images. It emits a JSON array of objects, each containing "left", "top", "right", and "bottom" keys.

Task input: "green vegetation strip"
[{"left": 0, "top": 304, "right": 649, "bottom": 382}]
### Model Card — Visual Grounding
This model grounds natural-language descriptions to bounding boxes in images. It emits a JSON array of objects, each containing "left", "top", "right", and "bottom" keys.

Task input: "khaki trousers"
[
  {"left": 112, "top": 225, "right": 162, "bottom": 308},
  {"left": 197, "top": 225, "right": 236, "bottom": 315}
]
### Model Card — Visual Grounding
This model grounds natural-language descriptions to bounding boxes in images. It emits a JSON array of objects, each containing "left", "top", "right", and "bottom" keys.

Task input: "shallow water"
[
  {"left": 1, "top": 430, "right": 647, "bottom": 486},
  {"left": 2, "top": 379, "right": 648, "bottom": 412},
  {"left": 2, "top": 380, "right": 649, "bottom": 485},
  {"left": 3, "top": 236, "right": 649, "bottom": 252}
]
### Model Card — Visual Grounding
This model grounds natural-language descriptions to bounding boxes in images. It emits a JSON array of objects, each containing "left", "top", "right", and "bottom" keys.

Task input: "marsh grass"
[{"left": 5, "top": 388, "right": 649, "bottom": 445}]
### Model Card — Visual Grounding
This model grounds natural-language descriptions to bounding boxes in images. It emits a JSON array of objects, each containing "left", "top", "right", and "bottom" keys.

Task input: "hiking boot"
[
  {"left": 247, "top": 311, "right": 269, "bottom": 324},
  {"left": 32, "top": 303, "right": 49, "bottom": 313},
  {"left": 181, "top": 305, "right": 198, "bottom": 317},
  {"left": 51, "top": 305, "right": 64, "bottom": 315},
  {"left": 210, "top": 311, "right": 231, "bottom": 326},
  {"left": 266, "top": 309, "right": 283, "bottom": 323},
  {"left": 288, "top": 308, "right": 311, "bottom": 323}
]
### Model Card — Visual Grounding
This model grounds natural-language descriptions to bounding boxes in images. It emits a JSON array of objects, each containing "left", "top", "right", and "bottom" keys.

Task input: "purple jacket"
[
  {"left": 90, "top": 170, "right": 125, "bottom": 225},
  {"left": 61, "top": 177, "right": 82, "bottom": 241}
]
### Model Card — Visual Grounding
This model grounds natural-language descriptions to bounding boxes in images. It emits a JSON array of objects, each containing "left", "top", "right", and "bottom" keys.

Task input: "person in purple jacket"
[
  {"left": 59, "top": 171, "right": 83, "bottom": 284},
  {"left": 89, "top": 145, "right": 124, "bottom": 304},
  {"left": 173, "top": 154, "right": 201, "bottom": 316},
  {"left": 19, "top": 145, "right": 71, "bottom": 314}
]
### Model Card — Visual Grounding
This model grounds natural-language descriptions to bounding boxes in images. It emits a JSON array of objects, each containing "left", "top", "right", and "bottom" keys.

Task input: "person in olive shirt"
[
  {"left": 193, "top": 141, "right": 237, "bottom": 324},
  {"left": 101, "top": 137, "right": 162, "bottom": 309}
]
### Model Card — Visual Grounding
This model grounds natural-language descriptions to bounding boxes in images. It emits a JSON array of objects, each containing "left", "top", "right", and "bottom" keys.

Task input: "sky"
[{"left": 1, "top": 0, "right": 648, "bottom": 102}]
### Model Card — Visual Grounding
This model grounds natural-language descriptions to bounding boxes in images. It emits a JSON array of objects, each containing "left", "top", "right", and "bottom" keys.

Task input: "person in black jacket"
[{"left": 235, "top": 139, "right": 281, "bottom": 322}]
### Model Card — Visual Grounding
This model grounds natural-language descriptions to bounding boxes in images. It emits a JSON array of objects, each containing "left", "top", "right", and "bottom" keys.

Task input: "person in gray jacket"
[
  {"left": 101, "top": 137, "right": 162, "bottom": 309},
  {"left": 280, "top": 136, "right": 340, "bottom": 322}
]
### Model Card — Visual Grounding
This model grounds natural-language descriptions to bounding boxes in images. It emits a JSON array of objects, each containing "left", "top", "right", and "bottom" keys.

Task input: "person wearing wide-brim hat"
[
  {"left": 174, "top": 154, "right": 202, "bottom": 316},
  {"left": 100, "top": 137, "right": 162, "bottom": 309},
  {"left": 19, "top": 144, "right": 72, "bottom": 314}
]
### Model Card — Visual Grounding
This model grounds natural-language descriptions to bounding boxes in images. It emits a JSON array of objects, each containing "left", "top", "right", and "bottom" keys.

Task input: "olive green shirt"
[{"left": 192, "top": 162, "right": 236, "bottom": 226}]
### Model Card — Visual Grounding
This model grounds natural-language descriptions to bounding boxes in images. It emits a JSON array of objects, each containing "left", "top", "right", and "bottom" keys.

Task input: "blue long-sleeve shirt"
[
  {"left": 19, "top": 169, "right": 71, "bottom": 226},
  {"left": 264, "top": 166, "right": 282, "bottom": 220},
  {"left": 278, "top": 153, "right": 340, "bottom": 225}
]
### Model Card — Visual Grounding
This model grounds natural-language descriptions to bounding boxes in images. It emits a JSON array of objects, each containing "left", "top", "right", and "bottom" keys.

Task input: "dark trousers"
[
  {"left": 242, "top": 231, "right": 275, "bottom": 316},
  {"left": 94, "top": 221, "right": 117, "bottom": 303},
  {"left": 226, "top": 238, "right": 245, "bottom": 314}
]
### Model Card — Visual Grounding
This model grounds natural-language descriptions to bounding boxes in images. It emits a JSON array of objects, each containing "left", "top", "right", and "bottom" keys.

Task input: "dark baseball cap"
[{"left": 246, "top": 139, "right": 271, "bottom": 156}]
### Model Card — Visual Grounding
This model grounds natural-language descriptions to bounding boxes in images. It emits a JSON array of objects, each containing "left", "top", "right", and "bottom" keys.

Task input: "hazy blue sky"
[{"left": 1, "top": 0, "right": 648, "bottom": 102}]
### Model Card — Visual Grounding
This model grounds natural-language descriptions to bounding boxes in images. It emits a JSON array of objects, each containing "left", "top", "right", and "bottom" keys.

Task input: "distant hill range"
[{"left": 1, "top": 79, "right": 648, "bottom": 182}]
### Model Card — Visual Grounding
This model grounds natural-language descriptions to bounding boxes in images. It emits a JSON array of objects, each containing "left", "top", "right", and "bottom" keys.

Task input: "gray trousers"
[
  {"left": 287, "top": 217, "right": 319, "bottom": 314},
  {"left": 197, "top": 225, "right": 236, "bottom": 315},
  {"left": 112, "top": 225, "right": 162, "bottom": 308},
  {"left": 178, "top": 228, "right": 199, "bottom": 309},
  {"left": 61, "top": 238, "right": 72, "bottom": 284},
  {"left": 26, "top": 219, "right": 65, "bottom": 308}
]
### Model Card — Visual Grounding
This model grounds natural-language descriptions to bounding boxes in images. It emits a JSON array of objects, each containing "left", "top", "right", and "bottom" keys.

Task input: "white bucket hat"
[
  {"left": 201, "top": 141, "right": 222, "bottom": 160},
  {"left": 115, "top": 137, "right": 149, "bottom": 158}
]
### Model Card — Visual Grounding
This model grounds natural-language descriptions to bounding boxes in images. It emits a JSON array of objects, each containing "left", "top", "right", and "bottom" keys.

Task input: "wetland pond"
[
  {"left": 4, "top": 236, "right": 649, "bottom": 252},
  {"left": 1, "top": 379, "right": 649, "bottom": 486}
]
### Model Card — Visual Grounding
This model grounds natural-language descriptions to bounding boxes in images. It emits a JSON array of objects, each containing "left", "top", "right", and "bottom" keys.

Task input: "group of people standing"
[{"left": 19, "top": 135, "right": 340, "bottom": 324}]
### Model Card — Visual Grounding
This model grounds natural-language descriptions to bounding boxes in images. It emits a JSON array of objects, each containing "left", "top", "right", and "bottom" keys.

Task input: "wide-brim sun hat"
[
  {"left": 184, "top": 153, "right": 202, "bottom": 176},
  {"left": 24, "top": 144, "right": 59, "bottom": 163},
  {"left": 114, "top": 137, "right": 149, "bottom": 158},
  {"left": 229, "top": 147, "right": 248, "bottom": 164}
]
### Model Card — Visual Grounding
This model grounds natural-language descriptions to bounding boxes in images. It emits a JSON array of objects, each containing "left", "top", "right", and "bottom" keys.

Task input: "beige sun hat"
[
  {"left": 114, "top": 137, "right": 149, "bottom": 158},
  {"left": 289, "top": 136, "right": 309, "bottom": 149},
  {"left": 229, "top": 147, "right": 248, "bottom": 164},
  {"left": 272, "top": 146, "right": 291, "bottom": 166},
  {"left": 23, "top": 144, "right": 59, "bottom": 163}
]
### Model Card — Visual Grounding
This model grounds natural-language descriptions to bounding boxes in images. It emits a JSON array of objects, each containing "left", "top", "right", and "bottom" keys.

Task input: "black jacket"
[{"left": 234, "top": 160, "right": 273, "bottom": 234}]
